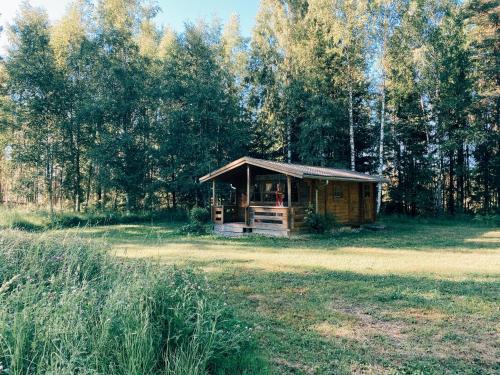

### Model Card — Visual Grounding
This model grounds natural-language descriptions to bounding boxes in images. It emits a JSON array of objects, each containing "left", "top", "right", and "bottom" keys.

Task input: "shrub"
[
  {"left": 178, "top": 221, "right": 208, "bottom": 235},
  {"left": 472, "top": 214, "right": 500, "bottom": 226},
  {"left": 9, "top": 218, "right": 45, "bottom": 232},
  {"left": 0, "top": 231, "right": 262, "bottom": 374},
  {"left": 189, "top": 207, "right": 210, "bottom": 224},
  {"left": 303, "top": 206, "right": 336, "bottom": 234},
  {"left": 50, "top": 212, "right": 87, "bottom": 228},
  {"left": 177, "top": 207, "right": 211, "bottom": 235}
]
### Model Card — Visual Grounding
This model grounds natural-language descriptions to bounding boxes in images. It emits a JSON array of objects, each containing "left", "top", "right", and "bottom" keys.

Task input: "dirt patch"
[
  {"left": 247, "top": 293, "right": 266, "bottom": 303},
  {"left": 286, "top": 287, "right": 308, "bottom": 296},
  {"left": 328, "top": 300, "right": 409, "bottom": 346},
  {"left": 389, "top": 307, "right": 446, "bottom": 322},
  {"left": 350, "top": 362, "right": 396, "bottom": 375},
  {"left": 273, "top": 357, "right": 318, "bottom": 374},
  {"left": 324, "top": 299, "right": 498, "bottom": 366}
]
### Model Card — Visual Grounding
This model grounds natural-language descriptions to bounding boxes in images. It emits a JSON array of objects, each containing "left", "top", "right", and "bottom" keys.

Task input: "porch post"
[
  {"left": 287, "top": 175, "right": 292, "bottom": 208},
  {"left": 212, "top": 180, "right": 216, "bottom": 205},
  {"left": 212, "top": 179, "right": 216, "bottom": 222},
  {"left": 246, "top": 165, "right": 250, "bottom": 225},
  {"left": 287, "top": 175, "right": 292, "bottom": 231},
  {"left": 246, "top": 165, "right": 250, "bottom": 206},
  {"left": 315, "top": 183, "right": 319, "bottom": 214}
]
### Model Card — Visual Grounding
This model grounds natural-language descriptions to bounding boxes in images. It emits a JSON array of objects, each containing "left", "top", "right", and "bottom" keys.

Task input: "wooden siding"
[{"left": 309, "top": 180, "right": 376, "bottom": 225}]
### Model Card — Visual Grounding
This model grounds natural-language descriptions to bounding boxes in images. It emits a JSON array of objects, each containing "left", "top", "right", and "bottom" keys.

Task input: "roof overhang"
[
  {"left": 199, "top": 156, "right": 390, "bottom": 184},
  {"left": 199, "top": 157, "right": 303, "bottom": 182},
  {"left": 304, "top": 175, "right": 390, "bottom": 183}
]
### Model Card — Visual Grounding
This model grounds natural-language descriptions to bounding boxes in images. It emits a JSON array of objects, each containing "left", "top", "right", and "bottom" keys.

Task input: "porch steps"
[
  {"left": 214, "top": 223, "right": 251, "bottom": 237},
  {"left": 214, "top": 223, "right": 290, "bottom": 237}
]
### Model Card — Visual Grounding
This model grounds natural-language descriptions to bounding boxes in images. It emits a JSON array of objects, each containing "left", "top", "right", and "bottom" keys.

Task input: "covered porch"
[{"left": 208, "top": 163, "right": 309, "bottom": 236}]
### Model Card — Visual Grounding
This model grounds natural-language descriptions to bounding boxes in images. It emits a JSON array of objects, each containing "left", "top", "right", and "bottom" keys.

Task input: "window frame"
[{"left": 333, "top": 184, "right": 344, "bottom": 199}]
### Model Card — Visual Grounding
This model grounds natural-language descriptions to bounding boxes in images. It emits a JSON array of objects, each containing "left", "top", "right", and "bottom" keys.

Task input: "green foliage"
[
  {"left": 178, "top": 221, "right": 208, "bottom": 235},
  {"left": 303, "top": 206, "right": 336, "bottom": 234},
  {"left": 472, "top": 214, "right": 500, "bottom": 226},
  {"left": 0, "top": 0, "right": 498, "bottom": 216},
  {"left": 0, "top": 208, "right": 188, "bottom": 231},
  {"left": 189, "top": 206, "right": 211, "bottom": 224},
  {"left": 9, "top": 218, "right": 45, "bottom": 232},
  {"left": 179, "top": 207, "right": 211, "bottom": 235},
  {"left": 0, "top": 231, "right": 262, "bottom": 374}
]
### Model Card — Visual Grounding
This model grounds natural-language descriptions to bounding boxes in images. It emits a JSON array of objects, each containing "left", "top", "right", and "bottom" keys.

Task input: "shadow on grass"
[
  {"left": 208, "top": 267, "right": 499, "bottom": 374},
  {"left": 167, "top": 223, "right": 500, "bottom": 251},
  {"left": 71, "top": 219, "right": 500, "bottom": 252},
  {"left": 216, "top": 267, "right": 500, "bottom": 305}
]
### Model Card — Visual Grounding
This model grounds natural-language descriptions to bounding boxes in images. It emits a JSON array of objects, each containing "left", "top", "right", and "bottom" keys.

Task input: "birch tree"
[{"left": 308, "top": 0, "right": 369, "bottom": 171}]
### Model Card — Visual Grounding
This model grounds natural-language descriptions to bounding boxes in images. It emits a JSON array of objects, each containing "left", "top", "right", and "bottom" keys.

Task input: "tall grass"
[
  {"left": 0, "top": 231, "right": 263, "bottom": 374},
  {"left": 0, "top": 208, "right": 188, "bottom": 231}
]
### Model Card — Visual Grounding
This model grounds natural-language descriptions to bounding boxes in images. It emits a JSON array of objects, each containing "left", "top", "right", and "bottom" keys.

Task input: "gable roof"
[{"left": 199, "top": 157, "right": 389, "bottom": 183}]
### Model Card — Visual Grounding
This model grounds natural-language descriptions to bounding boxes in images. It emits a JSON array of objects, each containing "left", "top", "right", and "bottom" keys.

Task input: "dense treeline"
[{"left": 0, "top": 0, "right": 498, "bottom": 215}]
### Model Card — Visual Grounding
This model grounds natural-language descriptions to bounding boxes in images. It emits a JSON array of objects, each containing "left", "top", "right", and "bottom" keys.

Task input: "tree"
[
  {"left": 372, "top": 0, "right": 401, "bottom": 213},
  {"left": 5, "top": 3, "right": 65, "bottom": 213},
  {"left": 465, "top": 0, "right": 500, "bottom": 212}
]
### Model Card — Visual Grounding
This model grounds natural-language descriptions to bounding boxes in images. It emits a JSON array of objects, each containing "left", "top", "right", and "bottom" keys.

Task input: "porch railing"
[
  {"left": 212, "top": 205, "right": 238, "bottom": 224},
  {"left": 213, "top": 205, "right": 306, "bottom": 231},
  {"left": 249, "top": 206, "right": 305, "bottom": 231}
]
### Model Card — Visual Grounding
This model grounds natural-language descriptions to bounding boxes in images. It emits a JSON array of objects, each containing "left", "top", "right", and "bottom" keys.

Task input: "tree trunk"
[
  {"left": 287, "top": 121, "right": 292, "bottom": 163},
  {"left": 348, "top": 84, "right": 355, "bottom": 171},
  {"left": 377, "top": 83, "right": 385, "bottom": 214},
  {"left": 448, "top": 151, "right": 455, "bottom": 215},
  {"left": 457, "top": 141, "right": 465, "bottom": 212},
  {"left": 86, "top": 163, "right": 92, "bottom": 209},
  {"left": 97, "top": 184, "right": 102, "bottom": 210},
  {"left": 45, "top": 137, "right": 54, "bottom": 215},
  {"left": 74, "top": 126, "right": 81, "bottom": 212}
]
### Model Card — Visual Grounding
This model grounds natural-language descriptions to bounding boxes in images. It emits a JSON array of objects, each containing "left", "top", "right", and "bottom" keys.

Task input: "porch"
[{"left": 212, "top": 205, "right": 306, "bottom": 236}]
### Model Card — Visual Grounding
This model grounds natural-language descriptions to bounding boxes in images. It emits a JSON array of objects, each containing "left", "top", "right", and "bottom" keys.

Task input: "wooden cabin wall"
[
  {"left": 331, "top": 181, "right": 354, "bottom": 224},
  {"left": 362, "top": 183, "right": 376, "bottom": 222},
  {"left": 310, "top": 180, "right": 377, "bottom": 225}
]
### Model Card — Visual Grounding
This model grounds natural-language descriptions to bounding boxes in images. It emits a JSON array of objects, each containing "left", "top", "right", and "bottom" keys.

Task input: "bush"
[
  {"left": 178, "top": 221, "right": 208, "bottom": 235},
  {"left": 0, "top": 208, "right": 189, "bottom": 231},
  {"left": 177, "top": 207, "right": 211, "bottom": 235},
  {"left": 472, "top": 214, "right": 500, "bottom": 226},
  {"left": 189, "top": 207, "right": 210, "bottom": 224},
  {"left": 0, "top": 231, "right": 262, "bottom": 374},
  {"left": 9, "top": 218, "right": 45, "bottom": 232},
  {"left": 303, "top": 206, "right": 336, "bottom": 234}
]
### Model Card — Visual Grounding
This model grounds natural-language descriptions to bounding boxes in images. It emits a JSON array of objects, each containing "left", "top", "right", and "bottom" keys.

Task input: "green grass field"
[{"left": 64, "top": 218, "right": 500, "bottom": 374}]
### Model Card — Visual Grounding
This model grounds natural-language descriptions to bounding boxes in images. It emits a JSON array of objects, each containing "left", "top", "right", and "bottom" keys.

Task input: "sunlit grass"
[
  {"left": 67, "top": 218, "right": 499, "bottom": 374},
  {"left": 69, "top": 221, "right": 500, "bottom": 279},
  {"left": 111, "top": 243, "right": 499, "bottom": 278}
]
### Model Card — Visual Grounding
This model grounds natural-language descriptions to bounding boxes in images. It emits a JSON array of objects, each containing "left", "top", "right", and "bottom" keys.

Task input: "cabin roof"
[{"left": 199, "top": 157, "right": 389, "bottom": 183}]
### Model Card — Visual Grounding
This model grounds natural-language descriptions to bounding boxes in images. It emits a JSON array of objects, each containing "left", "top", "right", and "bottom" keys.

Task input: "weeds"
[
  {"left": 0, "top": 208, "right": 188, "bottom": 232},
  {"left": 0, "top": 231, "right": 263, "bottom": 374},
  {"left": 178, "top": 207, "right": 211, "bottom": 235}
]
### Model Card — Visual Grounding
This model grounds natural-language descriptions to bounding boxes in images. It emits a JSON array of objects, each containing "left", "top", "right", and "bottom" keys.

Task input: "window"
[
  {"left": 333, "top": 185, "right": 344, "bottom": 199},
  {"left": 363, "top": 184, "right": 371, "bottom": 198}
]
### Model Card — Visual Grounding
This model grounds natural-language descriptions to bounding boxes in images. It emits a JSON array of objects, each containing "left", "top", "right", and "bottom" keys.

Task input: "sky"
[{"left": 0, "top": 0, "right": 260, "bottom": 54}]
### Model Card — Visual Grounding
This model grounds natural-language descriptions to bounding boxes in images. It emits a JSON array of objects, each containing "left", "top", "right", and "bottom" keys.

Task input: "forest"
[{"left": 0, "top": 0, "right": 498, "bottom": 216}]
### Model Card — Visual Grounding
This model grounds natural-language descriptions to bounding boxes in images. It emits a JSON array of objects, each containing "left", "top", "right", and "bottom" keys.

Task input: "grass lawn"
[{"left": 68, "top": 218, "right": 499, "bottom": 374}]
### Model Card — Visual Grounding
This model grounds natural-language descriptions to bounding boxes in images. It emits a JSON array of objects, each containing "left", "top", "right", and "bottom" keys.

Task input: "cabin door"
[{"left": 362, "top": 183, "right": 374, "bottom": 222}]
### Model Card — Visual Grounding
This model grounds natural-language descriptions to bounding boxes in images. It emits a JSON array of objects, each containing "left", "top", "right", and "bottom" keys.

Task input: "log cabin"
[{"left": 199, "top": 157, "right": 388, "bottom": 237}]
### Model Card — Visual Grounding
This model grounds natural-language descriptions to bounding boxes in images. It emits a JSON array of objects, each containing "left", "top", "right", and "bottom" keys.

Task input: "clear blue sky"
[
  {"left": 156, "top": 0, "right": 260, "bottom": 36},
  {"left": 1, "top": 0, "right": 260, "bottom": 53}
]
